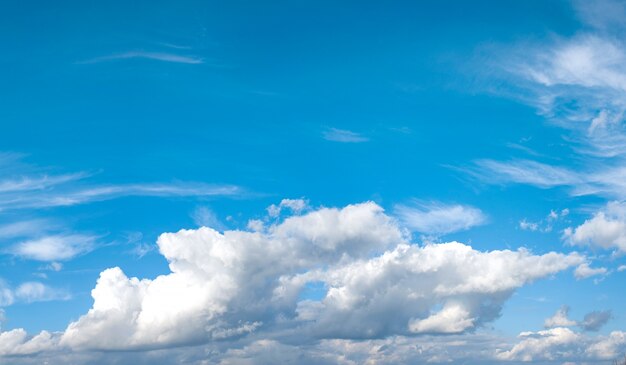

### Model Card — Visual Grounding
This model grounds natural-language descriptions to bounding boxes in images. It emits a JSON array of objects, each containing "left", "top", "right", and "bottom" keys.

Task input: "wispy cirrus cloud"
[
  {"left": 0, "top": 154, "right": 242, "bottom": 212},
  {"left": 466, "top": 0, "right": 626, "bottom": 203},
  {"left": 322, "top": 128, "right": 369, "bottom": 143},
  {"left": 80, "top": 51, "right": 203, "bottom": 64}
]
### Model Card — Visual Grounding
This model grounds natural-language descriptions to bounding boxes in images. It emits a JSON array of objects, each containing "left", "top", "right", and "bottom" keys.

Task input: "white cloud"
[
  {"left": 467, "top": 2, "right": 626, "bottom": 200},
  {"left": 496, "top": 327, "right": 582, "bottom": 361},
  {"left": 544, "top": 305, "right": 612, "bottom": 333},
  {"left": 0, "top": 155, "right": 242, "bottom": 211},
  {"left": 80, "top": 51, "right": 204, "bottom": 64},
  {"left": 394, "top": 201, "right": 487, "bottom": 235},
  {"left": 0, "top": 282, "right": 13, "bottom": 307},
  {"left": 10, "top": 234, "right": 97, "bottom": 261},
  {"left": 544, "top": 306, "right": 577, "bottom": 328},
  {"left": 60, "top": 202, "right": 405, "bottom": 350},
  {"left": 618, "top": 265, "right": 626, "bottom": 272},
  {"left": 323, "top": 128, "right": 369, "bottom": 143},
  {"left": 267, "top": 198, "right": 309, "bottom": 218},
  {"left": 0, "top": 201, "right": 568, "bottom": 354},
  {"left": 564, "top": 201, "right": 626, "bottom": 253},
  {"left": 519, "top": 219, "right": 539, "bottom": 232},
  {"left": 15, "top": 282, "right": 69, "bottom": 303},
  {"left": 0, "top": 219, "right": 57, "bottom": 239},
  {"left": 191, "top": 206, "right": 225, "bottom": 230},
  {"left": 574, "top": 263, "right": 608, "bottom": 280},
  {"left": 0, "top": 173, "right": 88, "bottom": 193},
  {"left": 586, "top": 331, "right": 626, "bottom": 359},
  {"left": 0, "top": 329, "right": 56, "bottom": 356},
  {"left": 408, "top": 302, "right": 475, "bottom": 334}
]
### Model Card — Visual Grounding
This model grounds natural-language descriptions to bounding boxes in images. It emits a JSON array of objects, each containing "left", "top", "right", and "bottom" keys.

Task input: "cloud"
[
  {"left": 544, "top": 305, "right": 611, "bottom": 332},
  {"left": 0, "top": 173, "right": 89, "bottom": 194},
  {"left": 80, "top": 51, "right": 203, "bottom": 64},
  {"left": 0, "top": 201, "right": 569, "bottom": 355},
  {"left": 191, "top": 206, "right": 225, "bottom": 230},
  {"left": 586, "top": 331, "right": 626, "bottom": 359},
  {"left": 0, "top": 219, "right": 56, "bottom": 239},
  {"left": 0, "top": 280, "right": 69, "bottom": 307},
  {"left": 580, "top": 310, "right": 612, "bottom": 332},
  {"left": 0, "top": 179, "right": 242, "bottom": 211},
  {"left": 573, "top": 262, "right": 608, "bottom": 280},
  {"left": 9, "top": 234, "right": 98, "bottom": 261},
  {"left": 564, "top": 201, "right": 626, "bottom": 253},
  {"left": 0, "top": 329, "right": 56, "bottom": 356},
  {"left": 466, "top": 1, "right": 626, "bottom": 200},
  {"left": 544, "top": 305, "right": 577, "bottom": 328},
  {"left": 0, "top": 153, "right": 243, "bottom": 212},
  {"left": 322, "top": 128, "right": 369, "bottom": 143},
  {"left": 0, "top": 201, "right": 586, "bottom": 364},
  {"left": 496, "top": 327, "right": 582, "bottom": 361},
  {"left": 519, "top": 209, "right": 569, "bottom": 233},
  {"left": 266, "top": 198, "right": 309, "bottom": 218},
  {"left": 394, "top": 201, "right": 487, "bottom": 235},
  {"left": 14, "top": 282, "right": 70, "bottom": 303}
]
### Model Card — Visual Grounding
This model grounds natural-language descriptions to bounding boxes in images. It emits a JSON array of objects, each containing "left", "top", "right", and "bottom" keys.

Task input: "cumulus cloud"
[
  {"left": 0, "top": 201, "right": 583, "bottom": 359},
  {"left": 586, "top": 331, "right": 626, "bottom": 359},
  {"left": 44, "top": 202, "right": 583, "bottom": 353},
  {"left": 0, "top": 329, "right": 56, "bottom": 356},
  {"left": 564, "top": 201, "right": 626, "bottom": 253},
  {"left": 580, "top": 310, "right": 612, "bottom": 332},
  {"left": 544, "top": 306, "right": 611, "bottom": 332},
  {"left": 573, "top": 262, "right": 608, "bottom": 280},
  {"left": 544, "top": 306, "right": 577, "bottom": 328},
  {"left": 394, "top": 201, "right": 487, "bottom": 235},
  {"left": 496, "top": 327, "right": 583, "bottom": 361}
]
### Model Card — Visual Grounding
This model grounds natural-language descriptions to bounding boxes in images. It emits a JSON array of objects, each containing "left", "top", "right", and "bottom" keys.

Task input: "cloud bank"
[{"left": 0, "top": 202, "right": 586, "bottom": 363}]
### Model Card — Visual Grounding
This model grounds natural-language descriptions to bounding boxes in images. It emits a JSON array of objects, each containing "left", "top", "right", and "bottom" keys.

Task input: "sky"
[{"left": 1, "top": 0, "right": 626, "bottom": 363}]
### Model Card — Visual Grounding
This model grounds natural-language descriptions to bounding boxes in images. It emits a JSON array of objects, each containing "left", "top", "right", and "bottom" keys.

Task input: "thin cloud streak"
[
  {"left": 80, "top": 51, "right": 204, "bottom": 64},
  {"left": 0, "top": 182, "right": 242, "bottom": 211},
  {"left": 323, "top": 128, "right": 369, "bottom": 143}
]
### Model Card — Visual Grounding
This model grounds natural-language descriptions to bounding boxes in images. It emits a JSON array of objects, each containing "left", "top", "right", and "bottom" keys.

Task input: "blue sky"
[{"left": 1, "top": 0, "right": 626, "bottom": 364}]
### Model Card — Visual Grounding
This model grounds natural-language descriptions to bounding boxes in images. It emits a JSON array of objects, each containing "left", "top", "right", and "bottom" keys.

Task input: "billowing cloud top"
[{"left": 0, "top": 201, "right": 576, "bottom": 355}]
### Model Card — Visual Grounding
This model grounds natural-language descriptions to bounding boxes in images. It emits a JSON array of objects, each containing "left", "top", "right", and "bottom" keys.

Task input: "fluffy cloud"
[
  {"left": 52, "top": 202, "right": 583, "bottom": 353},
  {"left": 544, "top": 306, "right": 577, "bottom": 328},
  {"left": 496, "top": 327, "right": 583, "bottom": 361},
  {"left": 60, "top": 202, "right": 405, "bottom": 350},
  {"left": 498, "top": 328, "right": 626, "bottom": 363},
  {"left": 573, "top": 262, "right": 608, "bottom": 280},
  {"left": 0, "top": 201, "right": 586, "bottom": 364},
  {"left": 581, "top": 310, "right": 612, "bottom": 332},
  {"left": 394, "top": 201, "right": 487, "bottom": 235},
  {"left": 0, "top": 329, "right": 56, "bottom": 356},
  {"left": 564, "top": 201, "right": 626, "bottom": 253},
  {"left": 586, "top": 331, "right": 626, "bottom": 359},
  {"left": 544, "top": 306, "right": 611, "bottom": 332}
]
